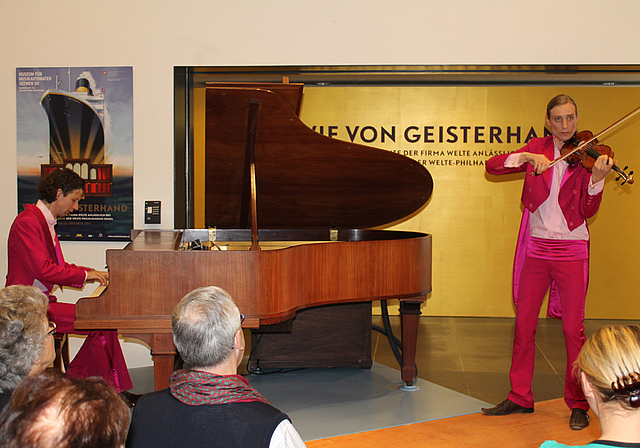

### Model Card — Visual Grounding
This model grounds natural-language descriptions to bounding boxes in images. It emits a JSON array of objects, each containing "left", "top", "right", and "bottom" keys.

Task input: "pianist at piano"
[{"left": 5, "top": 167, "right": 134, "bottom": 395}]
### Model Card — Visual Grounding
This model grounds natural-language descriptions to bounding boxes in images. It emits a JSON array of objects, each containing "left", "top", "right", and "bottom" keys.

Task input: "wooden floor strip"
[{"left": 306, "top": 399, "right": 601, "bottom": 448}]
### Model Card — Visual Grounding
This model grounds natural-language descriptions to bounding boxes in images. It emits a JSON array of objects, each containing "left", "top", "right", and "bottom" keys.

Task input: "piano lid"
[{"left": 204, "top": 82, "right": 433, "bottom": 230}]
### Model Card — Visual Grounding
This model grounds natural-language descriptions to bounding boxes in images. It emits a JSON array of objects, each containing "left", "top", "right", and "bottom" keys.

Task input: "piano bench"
[{"left": 52, "top": 333, "right": 70, "bottom": 372}]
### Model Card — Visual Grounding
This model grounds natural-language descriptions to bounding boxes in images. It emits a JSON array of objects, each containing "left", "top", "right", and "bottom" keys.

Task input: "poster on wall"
[{"left": 16, "top": 66, "right": 133, "bottom": 241}]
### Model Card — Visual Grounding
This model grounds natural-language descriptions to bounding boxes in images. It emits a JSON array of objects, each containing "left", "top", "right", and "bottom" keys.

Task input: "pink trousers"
[
  {"left": 507, "top": 256, "right": 589, "bottom": 411},
  {"left": 48, "top": 301, "right": 133, "bottom": 393}
]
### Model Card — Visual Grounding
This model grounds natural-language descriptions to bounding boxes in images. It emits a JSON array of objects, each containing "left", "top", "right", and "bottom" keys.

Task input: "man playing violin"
[{"left": 482, "top": 94, "right": 615, "bottom": 430}]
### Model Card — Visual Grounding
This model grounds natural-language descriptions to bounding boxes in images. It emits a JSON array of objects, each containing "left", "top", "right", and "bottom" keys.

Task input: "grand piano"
[{"left": 76, "top": 82, "right": 433, "bottom": 391}]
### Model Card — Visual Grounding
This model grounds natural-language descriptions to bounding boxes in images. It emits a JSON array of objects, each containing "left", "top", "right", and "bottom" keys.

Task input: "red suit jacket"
[
  {"left": 486, "top": 136, "right": 603, "bottom": 229},
  {"left": 6, "top": 204, "right": 89, "bottom": 295}
]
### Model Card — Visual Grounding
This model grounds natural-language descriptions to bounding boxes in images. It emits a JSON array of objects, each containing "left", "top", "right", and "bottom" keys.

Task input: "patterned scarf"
[{"left": 169, "top": 369, "right": 271, "bottom": 406}]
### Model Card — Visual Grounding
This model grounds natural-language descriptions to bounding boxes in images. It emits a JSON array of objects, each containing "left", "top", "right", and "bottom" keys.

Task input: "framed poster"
[{"left": 16, "top": 67, "right": 133, "bottom": 241}]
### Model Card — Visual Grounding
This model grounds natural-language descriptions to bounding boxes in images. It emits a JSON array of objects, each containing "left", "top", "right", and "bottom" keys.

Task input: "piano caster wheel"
[{"left": 400, "top": 381, "right": 420, "bottom": 392}]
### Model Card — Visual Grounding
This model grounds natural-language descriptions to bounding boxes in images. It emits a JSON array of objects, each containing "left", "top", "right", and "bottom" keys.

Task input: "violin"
[
  {"left": 543, "top": 104, "right": 640, "bottom": 186},
  {"left": 560, "top": 130, "right": 634, "bottom": 185}
]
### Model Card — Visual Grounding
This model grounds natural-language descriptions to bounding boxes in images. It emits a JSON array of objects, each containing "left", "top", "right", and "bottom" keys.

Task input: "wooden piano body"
[{"left": 76, "top": 82, "right": 433, "bottom": 391}]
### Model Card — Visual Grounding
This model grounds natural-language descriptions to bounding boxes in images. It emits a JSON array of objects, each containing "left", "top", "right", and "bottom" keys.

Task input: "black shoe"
[
  {"left": 119, "top": 390, "right": 142, "bottom": 408},
  {"left": 569, "top": 408, "right": 589, "bottom": 430},
  {"left": 481, "top": 399, "right": 534, "bottom": 415}
]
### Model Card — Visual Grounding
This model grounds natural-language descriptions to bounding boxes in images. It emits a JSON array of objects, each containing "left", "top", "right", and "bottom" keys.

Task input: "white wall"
[{"left": 2, "top": 0, "right": 640, "bottom": 368}]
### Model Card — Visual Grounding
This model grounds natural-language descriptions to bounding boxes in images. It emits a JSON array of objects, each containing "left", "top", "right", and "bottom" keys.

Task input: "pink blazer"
[
  {"left": 486, "top": 136, "right": 603, "bottom": 228},
  {"left": 6, "top": 204, "right": 88, "bottom": 299}
]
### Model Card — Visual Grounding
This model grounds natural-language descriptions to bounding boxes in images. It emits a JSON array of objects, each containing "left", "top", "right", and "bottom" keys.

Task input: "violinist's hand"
[
  {"left": 522, "top": 153, "right": 552, "bottom": 175},
  {"left": 591, "top": 154, "right": 615, "bottom": 184},
  {"left": 87, "top": 269, "right": 109, "bottom": 286}
]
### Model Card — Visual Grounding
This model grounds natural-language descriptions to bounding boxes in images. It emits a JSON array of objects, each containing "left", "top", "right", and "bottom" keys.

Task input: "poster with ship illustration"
[{"left": 16, "top": 67, "right": 133, "bottom": 241}]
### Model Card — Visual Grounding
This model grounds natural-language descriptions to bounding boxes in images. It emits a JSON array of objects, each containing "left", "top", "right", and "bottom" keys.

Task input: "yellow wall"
[{"left": 300, "top": 86, "right": 640, "bottom": 318}]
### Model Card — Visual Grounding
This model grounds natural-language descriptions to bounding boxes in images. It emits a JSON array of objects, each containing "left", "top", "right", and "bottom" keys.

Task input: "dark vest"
[{"left": 126, "top": 389, "right": 289, "bottom": 448}]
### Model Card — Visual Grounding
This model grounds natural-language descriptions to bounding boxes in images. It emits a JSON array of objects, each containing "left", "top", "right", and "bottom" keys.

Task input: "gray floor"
[
  {"left": 249, "top": 363, "right": 489, "bottom": 441},
  {"left": 127, "top": 316, "right": 638, "bottom": 442},
  {"left": 129, "top": 362, "right": 490, "bottom": 442}
]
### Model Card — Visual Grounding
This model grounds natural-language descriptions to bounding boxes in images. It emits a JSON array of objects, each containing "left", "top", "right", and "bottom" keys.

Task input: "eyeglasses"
[
  {"left": 46, "top": 321, "right": 57, "bottom": 337},
  {"left": 240, "top": 313, "right": 245, "bottom": 324}
]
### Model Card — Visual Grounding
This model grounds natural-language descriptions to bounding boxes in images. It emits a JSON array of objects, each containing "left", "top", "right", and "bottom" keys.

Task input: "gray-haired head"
[
  {"left": 0, "top": 285, "right": 50, "bottom": 392},
  {"left": 172, "top": 286, "right": 242, "bottom": 369}
]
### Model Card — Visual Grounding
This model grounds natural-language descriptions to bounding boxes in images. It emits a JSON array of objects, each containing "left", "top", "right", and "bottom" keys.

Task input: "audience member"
[
  {"left": 126, "top": 286, "right": 306, "bottom": 448},
  {"left": 541, "top": 325, "right": 640, "bottom": 448},
  {"left": 0, "top": 285, "right": 55, "bottom": 411},
  {"left": 0, "top": 369, "right": 130, "bottom": 448}
]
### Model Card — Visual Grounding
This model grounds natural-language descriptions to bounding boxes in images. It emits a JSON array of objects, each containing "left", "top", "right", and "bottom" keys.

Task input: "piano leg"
[
  {"left": 145, "top": 333, "right": 178, "bottom": 391},
  {"left": 399, "top": 299, "right": 423, "bottom": 388},
  {"left": 122, "top": 333, "right": 177, "bottom": 391}
]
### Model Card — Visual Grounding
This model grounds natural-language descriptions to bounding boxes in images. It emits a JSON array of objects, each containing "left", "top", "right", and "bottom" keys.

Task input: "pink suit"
[
  {"left": 486, "top": 135, "right": 603, "bottom": 411},
  {"left": 6, "top": 204, "right": 132, "bottom": 392}
]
